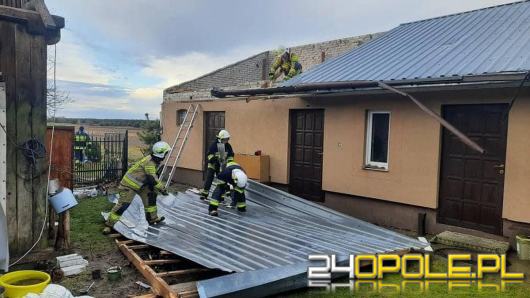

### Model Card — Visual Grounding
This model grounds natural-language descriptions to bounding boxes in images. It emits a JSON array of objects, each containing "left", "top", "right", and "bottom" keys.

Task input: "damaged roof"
[
  {"left": 106, "top": 181, "right": 427, "bottom": 296},
  {"left": 284, "top": 1, "right": 530, "bottom": 86}
]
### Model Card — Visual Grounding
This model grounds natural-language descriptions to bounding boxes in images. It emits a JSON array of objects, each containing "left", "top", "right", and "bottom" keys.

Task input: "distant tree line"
[{"left": 50, "top": 117, "right": 148, "bottom": 128}]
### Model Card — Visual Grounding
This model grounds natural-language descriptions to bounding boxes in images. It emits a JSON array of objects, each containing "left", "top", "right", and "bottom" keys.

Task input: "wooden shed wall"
[
  {"left": 46, "top": 126, "right": 74, "bottom": 190},
  {"left": 0, "top": 18, "right": 48, "bottom": 255}
]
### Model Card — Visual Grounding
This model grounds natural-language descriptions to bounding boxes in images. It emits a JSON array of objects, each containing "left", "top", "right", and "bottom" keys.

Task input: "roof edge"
[
  {"left": 211, "top": 72, "right": 529, "bottom": 98},
  {"left": 400, "top": 0, "right": 528, "bottom": 26}
]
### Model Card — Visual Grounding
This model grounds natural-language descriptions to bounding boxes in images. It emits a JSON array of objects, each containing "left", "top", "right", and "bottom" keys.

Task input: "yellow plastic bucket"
[{"left": 0, "top": 270, "right": 50, "bottom": 298}]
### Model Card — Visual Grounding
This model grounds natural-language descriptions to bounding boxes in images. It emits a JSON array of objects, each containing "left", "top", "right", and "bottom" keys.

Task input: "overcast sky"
[{"left": 46, "top": 0, "right": 517, "bottom": 119}]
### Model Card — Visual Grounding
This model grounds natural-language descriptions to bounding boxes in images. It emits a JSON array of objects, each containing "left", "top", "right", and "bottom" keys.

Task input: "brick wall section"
[
  {"left": 164, "top": 33, "right": 383, "bottom": 100},
  {"left": 166, "top": 51, "right": 271, "bottom": 92},
  {"left": 290, "top": 34, "right": 382, "bottom": 72}
]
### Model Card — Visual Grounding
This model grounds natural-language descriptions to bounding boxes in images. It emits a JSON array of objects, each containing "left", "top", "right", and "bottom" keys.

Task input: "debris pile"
[{"left": 56, "top": 254, "right": 89, "bottom": 277}]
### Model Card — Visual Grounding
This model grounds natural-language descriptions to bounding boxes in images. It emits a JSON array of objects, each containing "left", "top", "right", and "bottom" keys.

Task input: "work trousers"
[
  {"left": 209, "top": 182, "right": 246, "bottom": 212},
  {"left": 200, "top": 166, "right": 217, "bottom": 197}
]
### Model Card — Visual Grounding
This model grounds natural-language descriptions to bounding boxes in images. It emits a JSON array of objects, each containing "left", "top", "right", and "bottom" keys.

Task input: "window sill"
[{"left": 363, "top": 165, "right": 389, "bottom": 172}]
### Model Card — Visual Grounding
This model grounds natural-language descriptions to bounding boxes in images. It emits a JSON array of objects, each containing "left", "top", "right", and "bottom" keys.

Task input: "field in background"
[
  {"left": 81, "top": 125, "right": 145, "bottom": 161},
  {"left": 54, "top": 123, "right": 146, "bottom": 161}
]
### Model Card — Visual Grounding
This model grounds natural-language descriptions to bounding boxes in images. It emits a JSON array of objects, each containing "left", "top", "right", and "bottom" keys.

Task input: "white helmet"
[
  {"left": 217, "top": 129, "right": 231, "bottom": 140},
  {"left": 152, "top": 141, "right": 171, "bottom": 158},
  {"left": 232, "top": 169, "right": 248, "bottom": 188}
]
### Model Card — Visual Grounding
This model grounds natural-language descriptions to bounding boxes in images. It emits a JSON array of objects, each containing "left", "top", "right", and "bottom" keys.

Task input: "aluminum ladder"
[{"left": 160, "top": 103, "right": 199, "bottom": 188}]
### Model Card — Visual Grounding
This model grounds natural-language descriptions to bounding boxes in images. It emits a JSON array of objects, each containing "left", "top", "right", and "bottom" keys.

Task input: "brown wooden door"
[
  {"left": 203, "top": 112, "right": 225, "bottom": 175},
  {"left": 438, "top": 104, "right": 509, "bottom": 234},
  {"left": 289, "top": 109, "right": 324, "bottom": 202}
]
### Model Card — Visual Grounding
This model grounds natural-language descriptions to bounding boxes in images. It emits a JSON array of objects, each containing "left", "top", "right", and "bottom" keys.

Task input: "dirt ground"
[
  {"left": 58, "top": 249, "right": 147, "bottom": 298},
  {"left": 57, "top": 183, "right": 191, "bottom": 297}
]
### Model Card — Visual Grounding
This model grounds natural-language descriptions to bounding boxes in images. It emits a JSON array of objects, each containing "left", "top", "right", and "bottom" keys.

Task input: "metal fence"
[{"left": 73, "top": 131, "right": 128, "bottom": 186}]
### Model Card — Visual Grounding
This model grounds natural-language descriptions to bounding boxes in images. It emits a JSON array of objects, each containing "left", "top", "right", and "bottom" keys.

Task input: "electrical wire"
[
  {"left": 9, "top": 44, "right": 57, "bottom": 268},
  {"left": 0, "top": 124, "right": 47, "bottom": 169}
]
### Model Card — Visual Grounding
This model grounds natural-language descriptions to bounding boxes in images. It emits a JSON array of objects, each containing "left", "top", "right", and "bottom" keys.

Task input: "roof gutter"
[{"left": 210, "top": 73, "right": 527, "bottom": 98}]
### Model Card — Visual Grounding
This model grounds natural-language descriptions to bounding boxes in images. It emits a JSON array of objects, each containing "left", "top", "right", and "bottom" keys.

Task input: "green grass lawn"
[{"left": 70, "top": 196, "right": 115, "bottom": 254}]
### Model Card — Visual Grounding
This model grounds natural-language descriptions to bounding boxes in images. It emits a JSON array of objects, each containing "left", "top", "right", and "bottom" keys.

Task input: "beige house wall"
[{"left": 161, "top": 87, "right": 530, "bottom": 224}]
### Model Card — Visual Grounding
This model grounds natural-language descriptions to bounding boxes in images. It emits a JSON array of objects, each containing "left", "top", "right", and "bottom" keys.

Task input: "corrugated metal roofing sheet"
[
  {"left": 285, "top": 1, "right": 530, "bottom": 86},
  {"left": 107, "top": 181, "right": 426, "bottom": 274}
]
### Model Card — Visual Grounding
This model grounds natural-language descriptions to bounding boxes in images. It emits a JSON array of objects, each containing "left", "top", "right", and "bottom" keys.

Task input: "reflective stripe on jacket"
[
  {"left": 120, "top": 155, "right": 164, "bottom": 191},
  {"left": 269, "top": 53, "right": 301, "bottom": 78},
  {"left": 74, "top": 133, "right": 89, "bottom": 150}
]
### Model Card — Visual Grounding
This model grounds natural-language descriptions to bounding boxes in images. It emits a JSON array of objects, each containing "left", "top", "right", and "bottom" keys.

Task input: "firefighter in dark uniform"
[
  {"left": 74, "top": 126, "right": 90, "bottom": 163},
  {"left": 209, "top": 161, "right": 248, "bottom": 216},
  {"left": 199, "top": 129, "right": 234, "bottom": 200}
]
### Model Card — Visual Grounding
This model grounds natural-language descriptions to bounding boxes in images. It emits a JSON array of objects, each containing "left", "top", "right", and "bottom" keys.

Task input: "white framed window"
[
  {"left": 365, "top": 111, "right": 390, "bottom": 170},
  {"left": 176, "top": 109, "right": 187, "bottom": 125}
]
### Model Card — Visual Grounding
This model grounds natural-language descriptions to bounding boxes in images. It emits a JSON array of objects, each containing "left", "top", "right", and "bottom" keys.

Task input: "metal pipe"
[{"left": 378, "top": 82, "right": 485, "bottom": 154}]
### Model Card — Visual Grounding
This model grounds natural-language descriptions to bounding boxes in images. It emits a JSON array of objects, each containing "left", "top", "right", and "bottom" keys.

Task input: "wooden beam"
[
  {"left": 128, "top": 244, "right": 150, "bottom": 250},
  {"left": 144, "top": 259, "right": 182, "bottom": 266},
  {"left": 0, "top": 6, "right": 63, "bottom": 45},
  {"left": 14, "top": 23, "right": 34, "bottom": 252},
  {"left": 156, "top": 268, "right": 209, "bottom": 278},
  {"left": 29, "top": 31, "right": 47, "bottom": 249},
  {"left": 131, "top": 294, "right": 156, "bottom": 298},
  {"left": 117, "top": 241, "right": 177, "bottom": 298},
  {"left": 180, "top": 292, "right": 199, "bottom": 298},
  {"left": 30, "top": 0, "right": 56, "bottom": 29},
  {"left": 116, "top": 239, "right": 135, "bottom": 245}
]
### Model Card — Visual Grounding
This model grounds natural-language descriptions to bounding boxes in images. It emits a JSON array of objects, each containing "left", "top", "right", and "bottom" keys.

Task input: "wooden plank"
[
  {"left": 54, "top": 211, "right": 70, "bottom": 250},
  {"left": 144, "top": 259, "right": 182, "bottom": 266},
  {"left": 31, "top": 0, "right": 56, "bottom": 29},
  {"left": 0, "top": 20, "right": 19, "bottom": 253},
  {"left": 128, "top": 244, "right": 150, "bottom": 250},
  {"left": 169, "top": 281, "right": 197, "bottom": 294},
  {"left": 46, "top": 127, "right": 74, "bottom": 189},
  {"left": 107, "top": 233, "right": 122, "bottom": 239},
  {"left": 180, "top": 292, "right": 199, "bottom": 298},
  {"left": 131, "top": 294, "right": 156, "bottom": 298},
  {"left": 29, "top": 32, "right": 47, "bottom": 248},
  {"left": 156, "top": 268, "right": 209, "bottom": 278},
  {"left": 116, "top": 239, "right": 136, "bottom": 245},
  {"left": 14, "top": 23, "right": 34, "bottom": 252},
  {"left": 117, "top": 241, "right": 177, "bottom": 298}
]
